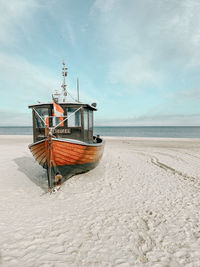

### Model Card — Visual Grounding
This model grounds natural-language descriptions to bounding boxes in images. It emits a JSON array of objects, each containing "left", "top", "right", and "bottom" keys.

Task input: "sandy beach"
[{"left": 1, "top": 135, "right": 200, "bottom": 266}]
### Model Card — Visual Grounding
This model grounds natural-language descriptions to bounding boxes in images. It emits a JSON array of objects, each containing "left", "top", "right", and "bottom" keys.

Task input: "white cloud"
[
  {"left": 91, "top": 0, "right": 200, "bottom": 89},
  {"left": 0, "top": 0, "right": 39, "bottom": 47},
  {"left": 96, "top": 113, "right": 200, "bottom": 126},
  {"left": 90, "top": 0, "right": 118, "bottom": 14},
  {"left": 0, "top": 110, "right": 31, "bottom": 126},
  {"left": 0, "top": 52, "right": 59, "bottom": 102},
  {"left": 109, "top": 55, "right": 162, "bottom": 89},
  {"left": 0, "top": 0, "right": 76, "bottom": 48}
]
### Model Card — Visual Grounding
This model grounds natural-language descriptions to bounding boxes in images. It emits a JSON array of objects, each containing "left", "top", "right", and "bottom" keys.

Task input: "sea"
[{"left": 1, "top": 126, "right": 200, "bottom": 138}]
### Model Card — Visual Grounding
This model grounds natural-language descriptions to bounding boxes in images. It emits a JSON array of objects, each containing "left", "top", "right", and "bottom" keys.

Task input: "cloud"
[
  {"left": 90, "top": 0, "right": 117, "bottom": 14},
  {"left": 0, "top": 52, "right": 59, "bottom": 104},
  {"left": 178, "top": 88, "right": 200, "bottom": 99},
  {"left": 109, "top": 55, "right": 162, "bottom": 89},
  {"left": 0, "top": 0, "right": 39, "bottom": 47},
  {"left": 91, "top": 0, "right": 200, "bottom": 90},
  {"left": 96, "top": 113, "right": 200, "bottom": 126},
  {"left": 0, "top": 109, "right": 31, "bottom": 126},
  {"left": 0, "top": 0, "right": 78, "bottom": 50}
]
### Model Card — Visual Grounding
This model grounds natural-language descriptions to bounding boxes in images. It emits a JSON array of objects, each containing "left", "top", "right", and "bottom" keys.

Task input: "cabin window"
[
  {"left": 67, "top": 107, "right": 81, "bottom": 127},
  {"left": 52, "top": 117, "right": 64, "bottom": 127},
  {"left": 89, "top": 110, "right": 93, "bottom": 130},
  {"left": 84, "top": 109, "right": 88, "bottom": 130},
  {"left": 35, "top": 108, "right": 49, "bottom": 128}
]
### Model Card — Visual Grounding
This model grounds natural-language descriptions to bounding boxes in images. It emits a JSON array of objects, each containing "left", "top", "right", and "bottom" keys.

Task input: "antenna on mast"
[
  {"left": 61, "top": 60, "right": 67, "bottom": 102},
  {"left": 77, "top": 78, "right": 80, "bottom": 102}
]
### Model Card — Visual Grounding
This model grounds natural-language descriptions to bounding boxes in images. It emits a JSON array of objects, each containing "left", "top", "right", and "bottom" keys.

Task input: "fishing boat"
[{"left": 28, "top": 61, "right": 104, "bottom": 191}]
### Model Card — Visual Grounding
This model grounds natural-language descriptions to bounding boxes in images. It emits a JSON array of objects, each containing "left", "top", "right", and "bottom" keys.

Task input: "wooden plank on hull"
[
  {"left": 36, "top": 151, "right": 47, "bottom": 163},
  {"left": 31, "top": 146, "right": 46, "bottom": 156},
  {"left": 30, "top": 142, "right": 45, "bottom": 152},
  {"left": 54, "top": 148, "right": 86, "bottom": 157}
]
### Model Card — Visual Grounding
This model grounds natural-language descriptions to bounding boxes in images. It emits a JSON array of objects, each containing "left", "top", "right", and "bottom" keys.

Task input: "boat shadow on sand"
[{"left": 13, "top": 156, "right": 48, "bottom": 192}]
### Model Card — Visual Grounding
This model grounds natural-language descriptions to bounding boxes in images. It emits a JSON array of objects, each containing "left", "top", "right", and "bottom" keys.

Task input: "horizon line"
[{"left": 0, "top": 125, "right": 200, "bottom": 128}]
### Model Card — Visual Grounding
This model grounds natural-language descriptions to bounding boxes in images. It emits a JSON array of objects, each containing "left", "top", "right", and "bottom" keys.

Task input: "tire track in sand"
[{"left": 151, "top": 156, "right": 200, "bottom": 190}]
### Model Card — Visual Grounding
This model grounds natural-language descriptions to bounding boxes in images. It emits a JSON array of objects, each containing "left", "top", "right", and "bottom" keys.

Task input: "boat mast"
[
  {"left": 77, "top": 78, "right": 80, "bottom": 102},
  {"left": 61, "top": 60, "right": 68, "bottom": 102}
]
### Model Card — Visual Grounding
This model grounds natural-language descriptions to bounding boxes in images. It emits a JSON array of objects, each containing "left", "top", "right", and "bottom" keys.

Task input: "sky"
[{"left": 0, "top": 0, "right": 200, "bottom": 126}]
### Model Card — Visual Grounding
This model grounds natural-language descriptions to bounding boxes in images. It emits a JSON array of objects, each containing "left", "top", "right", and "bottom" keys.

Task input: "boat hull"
[{"left": 29, "top": 138, "right": 104, "bottom": 186}]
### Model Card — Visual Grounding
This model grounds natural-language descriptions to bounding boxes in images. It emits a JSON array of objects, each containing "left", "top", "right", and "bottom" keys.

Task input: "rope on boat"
[
  {"left": 53, "top": 106, "right": 82, "bottom": 129},
  {"left": 67, "top": 90, "right": 80, "bottom": 103},
  {"left": 33, "top": 106, "right": 82, "bottom": 129},
  {"left": 33, "top": 108, "right": 47, "bottom": 126}
]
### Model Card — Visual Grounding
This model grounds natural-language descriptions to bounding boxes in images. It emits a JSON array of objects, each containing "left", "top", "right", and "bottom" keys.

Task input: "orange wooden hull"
[{"left": 29, "top": 138, "right": 104, "bottom": 184}]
